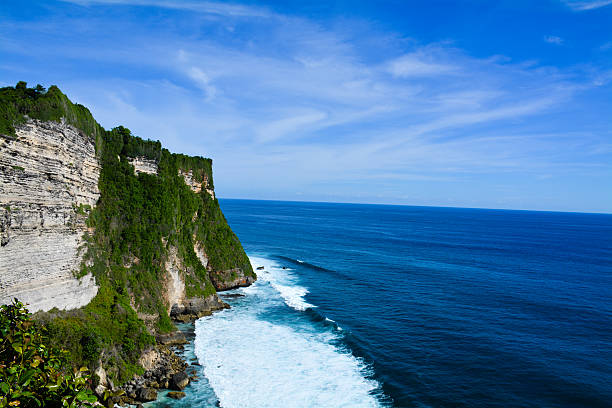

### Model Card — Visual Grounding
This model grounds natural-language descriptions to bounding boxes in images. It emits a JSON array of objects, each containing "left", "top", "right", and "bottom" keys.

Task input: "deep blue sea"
[{"left": 153, "top": 199, "right": 612, "bottom": 408}]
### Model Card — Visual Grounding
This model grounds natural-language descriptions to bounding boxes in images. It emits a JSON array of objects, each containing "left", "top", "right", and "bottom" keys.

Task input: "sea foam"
[
  {"left": 249, "top": 256, "right": 315, "bottom": 311},
  {"left": 193, "top": 256, "right": 382, "bottom": 408}
]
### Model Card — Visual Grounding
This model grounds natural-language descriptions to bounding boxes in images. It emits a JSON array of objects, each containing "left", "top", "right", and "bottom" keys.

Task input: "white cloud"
[
  {"left": 562, "top": 0, "right": 612, "bottom": 10},
  {"left": 187, "top": 67, "right": 217, "bottom": 102},
  {"left": 387, "top": 52, "right": 457, "bottom": 77},
  {"left": 544, "top": 35, "right": 564, "bottom": 45},
  {"left": 60, "top": 0, "right": 272, "bottom": 17}
]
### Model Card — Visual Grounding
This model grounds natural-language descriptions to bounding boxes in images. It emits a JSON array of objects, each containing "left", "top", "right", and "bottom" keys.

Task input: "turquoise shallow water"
[{"left": 155, "top": 200, "right": 612, "bottom": 408}]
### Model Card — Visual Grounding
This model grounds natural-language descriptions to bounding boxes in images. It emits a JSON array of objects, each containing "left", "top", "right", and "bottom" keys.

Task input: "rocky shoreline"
[{"left": 98, "top": 301, "right": 229, "bottom": 407}]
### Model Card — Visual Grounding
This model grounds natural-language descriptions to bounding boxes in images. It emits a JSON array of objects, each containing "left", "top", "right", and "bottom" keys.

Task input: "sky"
[{"left": 1, "top": 0, "right": 611, "bottom": 213}]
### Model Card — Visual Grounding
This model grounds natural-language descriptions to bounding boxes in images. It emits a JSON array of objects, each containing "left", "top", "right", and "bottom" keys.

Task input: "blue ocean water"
[{"left": 163, "top": 199, "right": 612, "bottom": 408}]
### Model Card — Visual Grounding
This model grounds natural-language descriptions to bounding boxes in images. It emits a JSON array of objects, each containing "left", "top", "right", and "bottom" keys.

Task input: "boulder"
[
  {"left": 171, "top": 371, "right": 190, "bottom": 390},
  {"left": 156, "top": 331, "right": 188, "bottom": 345},
  {"left": 137, "top": 387, "right": 158, "bottom": 402},
  {"left": 167, "top": 391, "right": 186, "bottom": 400}
]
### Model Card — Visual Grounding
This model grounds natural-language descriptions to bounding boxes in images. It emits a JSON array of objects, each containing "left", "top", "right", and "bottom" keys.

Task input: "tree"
[{"left": 0, "top": 300, "right": 98, "bottom": 407}]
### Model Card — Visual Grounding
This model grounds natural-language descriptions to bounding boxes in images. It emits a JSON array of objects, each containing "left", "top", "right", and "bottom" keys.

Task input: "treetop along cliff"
[{"left": 0, "top": 82, "right": 255, "bottom": 384}]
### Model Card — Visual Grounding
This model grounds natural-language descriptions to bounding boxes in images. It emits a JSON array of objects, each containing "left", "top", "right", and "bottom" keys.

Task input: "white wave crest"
[{"left": 250, "top": 256, "right": 315, "bottom": 311}]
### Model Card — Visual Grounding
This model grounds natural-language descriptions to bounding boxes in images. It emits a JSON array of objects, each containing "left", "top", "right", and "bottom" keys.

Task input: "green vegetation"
[
  {"left": 0, "top": 300, "right": 98, "bottom": 407},
  {"left": 74, "top": 204, "right": 92, "bottom": 215},
  {"left": 0, "top": 82, "right": 254, "bottom": 384},
  {"left": 11, "top": 166, "right": 24, "bottom": 172},
  {"left": 0, "top": 82, "right": 103, "bottom": 147}
]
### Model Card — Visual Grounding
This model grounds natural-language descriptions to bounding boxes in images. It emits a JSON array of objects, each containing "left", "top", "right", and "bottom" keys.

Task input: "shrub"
[{"left": 0, "top": 300, "right": 97, "bottom": 407}]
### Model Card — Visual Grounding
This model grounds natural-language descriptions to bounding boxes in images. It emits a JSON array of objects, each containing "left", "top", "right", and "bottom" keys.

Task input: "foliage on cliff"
[
  {"left": 0, "top": 300, "right": 98, "bottom": 408},
  {"left": 0, "top": 82, "right": 254, "bottom": 384},
  {"left": 0, "top": 81, "right": 103, "bottom": 146},
  {"left": 85, "top": 125, "right": 221, "bottom": 316}
]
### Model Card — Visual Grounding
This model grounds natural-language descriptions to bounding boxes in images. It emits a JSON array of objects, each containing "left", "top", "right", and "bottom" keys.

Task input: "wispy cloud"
[
  {"left": 60, "top": 0, "right": 272, "bottom": 17},
  {"left": 2, "top": 0, "right": 611, "bottom": 211},
  {"left": 387, "top": 52, "right": 457, "bottom": 77},
  {"left": 544, "top": 35, "right": 564, "bottom": 45},
  {"left": 187, "top": 67, "right": 217, "bottom": 102},
  {"left": 562, "top": 0, "right": 612, "bottom": 11}
]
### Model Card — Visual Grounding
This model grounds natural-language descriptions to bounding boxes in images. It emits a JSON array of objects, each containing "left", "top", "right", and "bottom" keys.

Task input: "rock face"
[
  {"left": 210, "top": 268, "right": 256, "bottom": 291},
  {"left": 179, "top": 169, "right": 215, "bottom": 199},
  {"left": 0, "top": 119, "right": 100, "bottom": 312},
  {"left": 164, "top": 246, "right": 186, "bottom": 314},
  {"left": 170, "top": 295, "right": 228, "bottom": 322},
  {"left": 194, "top": 241, "right": 209, "bottom": 269},
  {"left": 138, "top": 348, "right": 161, "bottom": 371},
  {"left": 128, "top": 156, "right": 158, "bottom": 175}
]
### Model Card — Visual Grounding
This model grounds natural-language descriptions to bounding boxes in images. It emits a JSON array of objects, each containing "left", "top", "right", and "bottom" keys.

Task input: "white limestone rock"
[
  {"left": 0, "top": 119, "right": 100, "bottom": 312},
  {"left": 129, "top": 156, "right": 158, "bottom": 175}
]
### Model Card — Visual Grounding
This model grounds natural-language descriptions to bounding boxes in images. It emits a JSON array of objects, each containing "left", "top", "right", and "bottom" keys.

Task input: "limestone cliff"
[{"left": 0, "top": 119, "right": 99, "bottom": 312}]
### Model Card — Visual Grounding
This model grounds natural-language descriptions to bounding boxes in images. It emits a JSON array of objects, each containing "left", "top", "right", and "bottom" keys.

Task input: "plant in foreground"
[{"left": 0, "top": 300, "right": 97, "bottom": 407}]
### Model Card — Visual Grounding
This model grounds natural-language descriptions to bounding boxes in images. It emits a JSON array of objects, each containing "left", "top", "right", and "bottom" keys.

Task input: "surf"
[{"left": 192, "top": 256, "right": 384, "bottom": 408}]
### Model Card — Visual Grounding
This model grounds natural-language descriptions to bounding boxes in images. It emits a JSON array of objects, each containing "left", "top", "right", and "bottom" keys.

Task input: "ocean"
[{"left": 152, "top": 199, "right": 612, "bottom": 408}]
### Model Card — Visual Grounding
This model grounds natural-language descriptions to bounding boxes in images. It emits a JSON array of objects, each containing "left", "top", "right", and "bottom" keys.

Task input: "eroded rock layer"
[
  {"left": 210, "top": 268, "right": 256, "bottom": 291},
  {"left": 0, "top": 119, "right": 100, "bottom": 311},
  {"left": 129, "top": 156, "right": 158, "bottom": 175}
]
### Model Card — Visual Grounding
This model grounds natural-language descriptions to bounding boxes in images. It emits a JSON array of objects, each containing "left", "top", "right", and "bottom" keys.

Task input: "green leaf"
[
  {"left": 20, "top": 369, "right": 35, "bottom": 386},
  {"left": 0, "top": 383, "right": 8, "bottom": 394}
]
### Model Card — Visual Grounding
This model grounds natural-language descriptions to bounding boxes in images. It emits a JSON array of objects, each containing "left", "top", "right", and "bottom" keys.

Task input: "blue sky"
[{"left": 1, "top": 0, "right": 611, "bottom": 212}]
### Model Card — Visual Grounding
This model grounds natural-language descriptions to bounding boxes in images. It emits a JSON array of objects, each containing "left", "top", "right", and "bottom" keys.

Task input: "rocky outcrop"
[
  {"left": 117, "top": 344, "right": 191, "bottom": 405},
  {"left": 0, "top": 119, "right": 100, "bottom": 312},
  {"left": 193, "top": 231, "right": 254, "bottom": 292},
  {"left": 210, "top": 268, "right": 256, "bottom": 291},
  {"left": 170, "top": 295, "right": 228, "bottom": 322},
  {"left": 137, "top": 388, "right": 158, "bottom": 402},
  {"left": 179, "top": 169, "right": 215, "bottom": 199},
  {"left": 170, "top": 372, "right": 190, "bottom": 390},
  {"left": 155, "top": 331, "right": 188, "bottom": 346},
  {"left": 128, "top": 156, "right": 158, "bottom": 175},
  {"left": 167, "top": 391, "right": 186, "bottom": 400}
]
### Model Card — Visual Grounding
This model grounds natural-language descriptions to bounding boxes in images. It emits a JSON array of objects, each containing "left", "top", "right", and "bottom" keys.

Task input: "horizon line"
[{"left": 218, "top": 197, "right": 612, "bottom": 216}]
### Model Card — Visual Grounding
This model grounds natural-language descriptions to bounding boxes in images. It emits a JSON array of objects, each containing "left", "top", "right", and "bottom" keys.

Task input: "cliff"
[
  {"left": 0, "top": 119, "right": 99, "bottom": 312},
  {"left": 0, "top": 82, "right": 256, "bottom": 384}
]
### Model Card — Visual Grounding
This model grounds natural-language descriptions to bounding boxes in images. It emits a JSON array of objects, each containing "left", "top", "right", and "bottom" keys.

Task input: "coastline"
[
  {"left": 109, "top": 293, "right": 239, "bottom": 407},
  {"left": 120, "top": 254, "right": 386, "bottom": 408},
  {"left": 107, "top": 320, "right": 202, "bottom": 407}
]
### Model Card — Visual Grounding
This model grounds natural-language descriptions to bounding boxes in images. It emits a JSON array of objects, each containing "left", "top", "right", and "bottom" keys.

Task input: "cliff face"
[
  {"left": 0, "top": 106, "right": 254, "bottom": 318},
  {"left": 0, "top": 119, "right": 99, "bottom": 312},
  {"left": 0, "top": 83, "right": 256, "bottom": 384}
]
